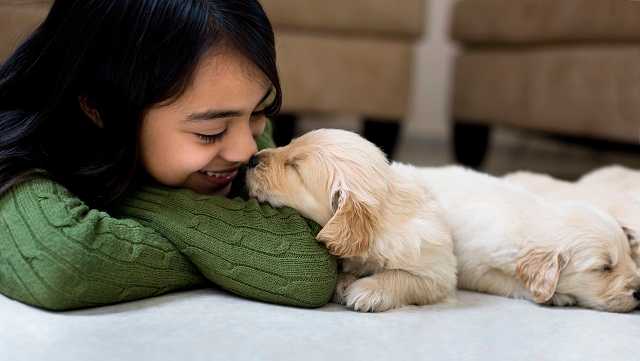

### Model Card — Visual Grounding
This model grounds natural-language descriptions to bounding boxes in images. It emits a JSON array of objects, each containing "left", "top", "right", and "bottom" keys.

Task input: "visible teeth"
[{"left": 201, "top": 170, "right": 233, "bottom": 177}]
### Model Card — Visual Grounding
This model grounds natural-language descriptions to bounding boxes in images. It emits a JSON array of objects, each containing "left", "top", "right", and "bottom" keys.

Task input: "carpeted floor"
[
  {"left": 396, "top": 129, "right": 640, "bottom": 180},
  {"left": 2, "top": 288, "right": 637, "bottom": 361}
]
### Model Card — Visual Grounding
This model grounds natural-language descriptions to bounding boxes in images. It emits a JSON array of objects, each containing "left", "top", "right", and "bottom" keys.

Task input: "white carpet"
[{"left": 2, "top": 289, "right": 638, "bottom": 361}]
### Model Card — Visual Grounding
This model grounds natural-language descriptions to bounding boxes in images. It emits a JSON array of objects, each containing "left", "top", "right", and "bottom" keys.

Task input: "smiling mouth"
[
  {"left": 199, "top": 169, "right": 238, "bottom": 178},
  {"left": 197, "top": 168, "right": 239, "bottom": 188}
]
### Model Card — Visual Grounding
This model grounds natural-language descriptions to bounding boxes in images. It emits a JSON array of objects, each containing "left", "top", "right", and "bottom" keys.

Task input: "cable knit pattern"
[
  {"left": 0, "top": 179, "right": 206, "bottom": 310},
  {"left": 114, "top": 187, "right": 336, "bottom": 308},
  {"left": 0, "top": 177, "right": 337, "bottom": 310}
]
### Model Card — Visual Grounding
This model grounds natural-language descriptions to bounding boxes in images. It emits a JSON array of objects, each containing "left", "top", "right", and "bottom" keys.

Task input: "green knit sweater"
[{"left": 0, "top": 127, "right": 337, "bottom": 310}]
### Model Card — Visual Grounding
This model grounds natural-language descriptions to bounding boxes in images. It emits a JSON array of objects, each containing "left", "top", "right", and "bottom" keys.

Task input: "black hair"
[{"left": 0, "top": 0, "right": 281, "bottom": 208}]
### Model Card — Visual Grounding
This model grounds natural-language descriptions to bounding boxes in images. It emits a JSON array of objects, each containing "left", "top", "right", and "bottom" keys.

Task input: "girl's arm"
[
  {"left": 114, "top": 186, "right": 337, "bottom": 308},
  {"left": 0, "top": 178, "right": 207, "bottom": 310},
  {"left": 114, "top": 123, "right": 337, "bottom": 308},
  {"left": 0, "top": 122, "right": 336, "bottom": 310}
]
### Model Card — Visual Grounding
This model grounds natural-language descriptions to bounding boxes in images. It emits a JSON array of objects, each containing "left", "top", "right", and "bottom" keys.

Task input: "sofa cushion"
[
  {"left": 452, "top": 47, "right": 640, "bottom": 143},
  {"left": 452, "top": 0, "right": 640, "bottom": 45},
  {"left": 261, "top": 0, "right": 426, "bottom": 39},
  {"left": 0, "top": 2, "right": 50, "bottom": 61},
  {"left": 276, "top": 32, "right": 414, "bottom": 119}
]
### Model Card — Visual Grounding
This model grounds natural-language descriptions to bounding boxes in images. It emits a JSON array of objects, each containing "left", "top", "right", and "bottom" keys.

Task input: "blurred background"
[
  {"left": 3, "top": 0, "right": 640, "bottom": 179},
  {"left": 262, "top": 0, "right": 640, "bottom": 179}
]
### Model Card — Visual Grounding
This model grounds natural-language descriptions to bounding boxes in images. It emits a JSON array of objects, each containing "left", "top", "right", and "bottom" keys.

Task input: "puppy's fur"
[
  {"left": 579, "top": 165, "right": 640, "bottom": 196},
  {"left": 246, "top": 129, "right": 457, "bottom": 312},
  {"left": 247, "top": 130, "right": 640, "bottom": 313},
  {"left": 422, "top": 166, "right": 640, "bottom": 312},
  {"left": 505, "top": 170, "right": 640, "bottom": 266}
]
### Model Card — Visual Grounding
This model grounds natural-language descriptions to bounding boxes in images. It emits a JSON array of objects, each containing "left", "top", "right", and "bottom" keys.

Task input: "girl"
[{"left": 0, "top": 0, "right": 336, "bottom": 310}]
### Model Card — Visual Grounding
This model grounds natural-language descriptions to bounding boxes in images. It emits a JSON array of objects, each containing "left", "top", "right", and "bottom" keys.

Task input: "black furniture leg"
[
  {"left": 362, "top": 118, "right": 401, "bottom": 160},
  {"left": 452, "top": 120, "right": 491, "bottom": 169},
  {"left": 272, "top": 113, "right": 298, "bottom": 146}
]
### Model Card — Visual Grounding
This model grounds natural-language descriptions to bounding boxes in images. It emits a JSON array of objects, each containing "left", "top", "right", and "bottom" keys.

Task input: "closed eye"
[
  {"left": 285, "top": 160, "right": 305, "bottom": 181},
  {"left": 197, "top": 112, "right": 265, "bottom": 145},
  {"left": 593, "top": 262, "right": 613, "bottom": 273},
  {"left": 285, "top": 160, "right": 298, "bottom": 170},
  {"left": 196, "top": 131, "right": 226, "bottom": 144}
]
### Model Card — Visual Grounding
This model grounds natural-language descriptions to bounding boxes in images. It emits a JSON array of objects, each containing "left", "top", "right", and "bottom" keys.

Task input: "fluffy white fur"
[
  {"left": 422, "top": 166, "right": 640, "bottom": 312},
  {"left": 505, "top": 170, "right": 640, "bottom": 266},
  {"left": 579, "top": 165, "right": 640, "bottom": 196},
  {"left": 245, "top": 129, "right": 457, "bottom": 312},
  {"left": 246, "top": 129, "right": 640, "bottom": 313}
]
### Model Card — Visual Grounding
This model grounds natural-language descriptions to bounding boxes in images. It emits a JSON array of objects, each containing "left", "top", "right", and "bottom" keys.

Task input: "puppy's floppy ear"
[
  {"left": 316, "top": 187, "right": 376, "bottom": 257},
  {"left": 516, "top": 248, "right": 568, "bottom": 304}
]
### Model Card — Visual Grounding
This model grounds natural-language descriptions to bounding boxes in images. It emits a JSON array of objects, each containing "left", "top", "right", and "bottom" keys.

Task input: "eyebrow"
[{"left": 186, "top": 87, "right": 274, "bottom": 122}]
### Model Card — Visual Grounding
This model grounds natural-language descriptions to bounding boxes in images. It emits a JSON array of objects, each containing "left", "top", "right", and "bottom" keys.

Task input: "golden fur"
[
  {"left": 247, "top": 130, "right": 640, "bottom": 313},
  {"left": 246, "top": 129, "right": 457, "bottom": 312}
]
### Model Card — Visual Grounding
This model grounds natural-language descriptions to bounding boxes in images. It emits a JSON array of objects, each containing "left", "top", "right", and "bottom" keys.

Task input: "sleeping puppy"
[
  {"left": 505, "top": 170, "right": 640, "bottom": 266},
  {"left": 420, "top": 166, "right": 640, "bottom": 312},
  {"left": 579, "top": 166, "right": 640, "bottom": 253},
  {"left": 245, "top": 129, "right": 457, "bottom": 312},
  {"left": 579, "top": 165, "right": 640, "bottom": 198},
  {"left": 247, "top": 129, "right": 640, "bottom": 312}
]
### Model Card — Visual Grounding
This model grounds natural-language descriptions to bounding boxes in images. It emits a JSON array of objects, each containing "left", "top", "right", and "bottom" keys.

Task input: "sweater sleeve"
[
  {"left": 113, "top": 186, "right": 338, "bottom": 308},
  {"left": 0, "top": 178, "right": 207, "bottom": 311}
]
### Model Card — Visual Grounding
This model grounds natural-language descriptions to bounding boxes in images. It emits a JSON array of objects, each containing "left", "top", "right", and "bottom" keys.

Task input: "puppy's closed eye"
[
  {"left": 596, "top": 264, "right": 613, "bottom": 273},
  {"left": 285, "top": 154, "right": 307, "bottom": 167},
  {"left": 284, "top": 160, "right": 298, "bottom": 169}
]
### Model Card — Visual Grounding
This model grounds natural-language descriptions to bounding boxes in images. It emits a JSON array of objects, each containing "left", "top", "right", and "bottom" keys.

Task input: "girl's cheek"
[{"left": 186, "top": 144, "right": 224, "bottom": 169}]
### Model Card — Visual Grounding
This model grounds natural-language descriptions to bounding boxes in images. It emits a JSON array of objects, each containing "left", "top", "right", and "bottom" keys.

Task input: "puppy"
[
  {"left": 505, "top": 170, "right": 640, "bottom": 266},
  {"left": 245, "top": 129, "right": 457, "bottom": 312},
  {"left": 248, "top": 129, "right": 640, "bottom": 312},
  {"left": 420, "top": 166, "right": 640, "bottom": 312},
  {"left": 579, "top": 165, "right": 640, "bottom": 198}
]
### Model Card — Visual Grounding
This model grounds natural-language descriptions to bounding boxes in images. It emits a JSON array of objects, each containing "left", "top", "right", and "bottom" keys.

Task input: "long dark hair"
[{"left": 0, "top": 0, "right": 281, "bottom": 208}]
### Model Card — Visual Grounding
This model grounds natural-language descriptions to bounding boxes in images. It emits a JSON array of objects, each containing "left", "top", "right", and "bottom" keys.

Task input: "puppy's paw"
[
  {"left": 332, "top": 273, "right": 358, "bottom": 305},
  {"left": 549, "top": 293, "right": 577, "bottom": 307},
  {"left": 344, "top": 277, "right": 398, "bottom": 312}
]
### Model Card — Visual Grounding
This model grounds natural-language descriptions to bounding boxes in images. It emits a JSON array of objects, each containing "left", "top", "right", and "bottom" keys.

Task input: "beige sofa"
[
  {"left": 450, "top": 0, "right": 640, "bottom": 168},
  {"left": 257, "top": 0, "right": 427, "bottom": 157},
  {"left": 0, "top": 0, "right": 50, "bottom": 61},
  {"left": 0, "top": 0, "right": 427, "bottom": 158}
]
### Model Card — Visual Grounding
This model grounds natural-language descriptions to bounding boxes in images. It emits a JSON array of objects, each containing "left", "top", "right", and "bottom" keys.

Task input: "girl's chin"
[
  {"left": 185, "top": 181, "right": 233, "bottom": 196},
  {"left": 204, "top": 182, "right": 233, "bottom": 196}
]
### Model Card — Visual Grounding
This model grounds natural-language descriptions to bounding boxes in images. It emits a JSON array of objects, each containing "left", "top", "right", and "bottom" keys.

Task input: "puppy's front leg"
[
  {"left": 332, "top": 272, "right": 358, "bottom": 305},
  {"left": 344, "top": 270, "right": 452, "bottom": 312}
]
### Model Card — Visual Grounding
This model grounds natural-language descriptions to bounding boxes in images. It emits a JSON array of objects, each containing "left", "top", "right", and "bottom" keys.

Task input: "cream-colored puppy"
[
  {"left": 247, "top": 129, "right": 640, "bottom": 312},
  {"left": 423, "top": 166, "right": 640, "bottom": 312},
  {"left": 579, "top": 166, "right": 640, "bottom": 249},
  {"left": 505, "top": 170, "right": 640, "bottom": 266},
  {"left": 245, "top": 129, "right": 457, "bottom": 312},
  {"left": 579, "top": 165, "right": 640, "bottom": 198}
]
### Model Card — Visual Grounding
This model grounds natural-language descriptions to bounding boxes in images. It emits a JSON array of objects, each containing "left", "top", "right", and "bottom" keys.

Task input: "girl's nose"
[{"left": 219, "top": 122, "right": 258, "bottom": 163}]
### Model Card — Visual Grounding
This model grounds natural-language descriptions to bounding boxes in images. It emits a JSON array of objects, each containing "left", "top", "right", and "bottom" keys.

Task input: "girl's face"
[{"left": 140, "top": 50, "right": 273, "bottom": 196}]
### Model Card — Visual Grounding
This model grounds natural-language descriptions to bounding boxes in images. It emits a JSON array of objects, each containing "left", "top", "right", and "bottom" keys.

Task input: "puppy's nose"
[
  {"left": 634, "top": 290, "right": 640, "bottom": 301},
  {"left": 247, "top": 154, "right": 261, "bottom": 169}
]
